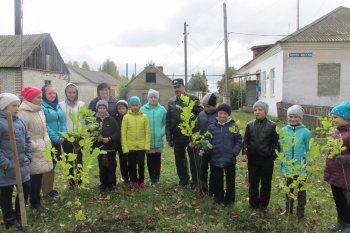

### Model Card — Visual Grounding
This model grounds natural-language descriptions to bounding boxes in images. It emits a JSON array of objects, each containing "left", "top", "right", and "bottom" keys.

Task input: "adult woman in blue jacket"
[
  {"left": 279, "top": 105, "right": 311, "bottom": 221},
  {"left": 199, "top": 104, "right": 242, "bottom": 206},
  {"left": 0, "top": 93, "right": 32, "bottom": 229},
  {"left": 140, "top": 89, "right": 167, "bottom": 185},
  {"left": 41, "top": 84, "right": 67, "bottom": 200}
]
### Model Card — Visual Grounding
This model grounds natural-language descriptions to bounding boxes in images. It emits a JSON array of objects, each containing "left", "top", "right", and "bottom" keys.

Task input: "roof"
[
  {"left": 0, "top": 33, "right": 49, "bottom": 67},
  {"left": 126, "top": 65, "right": 171, "bottom": 87},
  {"left": 68, "top": 65, "right": 119, "bottom": 86},
  {"left": 237, "top": 6, "right": 350, "bottom": 72},
  {"left": 279, "top": 6, "right": 350, "bottom": 42}
]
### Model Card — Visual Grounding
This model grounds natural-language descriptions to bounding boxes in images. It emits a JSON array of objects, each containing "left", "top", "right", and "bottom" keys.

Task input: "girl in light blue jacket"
[
  {"left": 140, "top": 89, "right": 167, "bottom": 185},
  {"left": 41, "top": 84, "right": 67, "bottom": 200},
  {"left": 279, "top": 105, "right": 311, "bottom": 221}
]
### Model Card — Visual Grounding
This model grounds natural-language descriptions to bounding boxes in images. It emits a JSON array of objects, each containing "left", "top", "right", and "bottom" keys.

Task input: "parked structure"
[
  {"left": 0, "top": 33, "right": 69, "bottom": 99},
  {"left": 125, "top": 65, "right": 173, "bottom": 107},
  {"left": 236, "top": 6, "right": 350, "bottom": 118}
]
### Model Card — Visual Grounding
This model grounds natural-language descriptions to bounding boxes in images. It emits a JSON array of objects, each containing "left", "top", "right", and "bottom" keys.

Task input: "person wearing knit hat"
[
  {"left": 287, "top": 105, "right": 304, "bottom": 120},
  {"left": 0, "top": 93, "right": 20, "bottom": 111},
  {"left": 192, "top": 94, "right": 218, "bottom": 195},
  {"left": 21, "top": 87, "right": 41, "bottom": 102},
  {"left": 216, "top": 103, "right": 231, "bottom": 116},
  {"left": 129, "top": 96, "right": 141, "bottom": 107},
  {"left": 279, "top": 105, "right": 311, "bottom": 220},
  {"left": 122, "top": 95, "right": 150, "bottom": 189},
  {"left": 147, "top": 89, "right": 159, "bottom": 100},
  {"left": 141, "top": 89, "right": 167, "bottom": 185},
  {"left": 19, "top": 87, "right": 52, "bottom": 213},
  {"left": 253, "top": 100, "right": 269, "bottom": 114},
  {"left": 201, "top": 93, "right": 217, "bottom": 107},
  {"left": 325, "top": 102, "right": 350, "bottom": 232},
  {"left": 93, "top": 97, "right": 119, "bottom": 192},
  {"left": 198, "top": 102, "right": 242, "bottom": 205},
  {"left": 330, "top": 102, "right": 350, "bottom": 121},
  {"left": 115, "top": 99, "right": 130, "bottom": 183},
  {"left": 242, "top": 100, "right": 279, "bottom": 213},
  {"left": 117, "top": 100, "right": 128, "bottom": 109},
  {"left": 0, "top": 93, "right": 32, "bottom": 228},
  {"left": 96, "top": 99, "right": 109, "bottom": 110}
]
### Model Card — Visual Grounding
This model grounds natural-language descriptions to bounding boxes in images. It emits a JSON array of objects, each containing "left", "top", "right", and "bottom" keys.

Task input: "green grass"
[{"left": 3, "top": 111, "right": 336, "bottom": 233}]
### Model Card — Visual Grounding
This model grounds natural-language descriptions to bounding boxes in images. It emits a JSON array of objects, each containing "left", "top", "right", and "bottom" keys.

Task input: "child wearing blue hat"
[
  {"left": 121, "top": 96, "right": 150, "bottom": 189},
  {"left": 325, "top": 102, "right": 350, "bottom": 233}
]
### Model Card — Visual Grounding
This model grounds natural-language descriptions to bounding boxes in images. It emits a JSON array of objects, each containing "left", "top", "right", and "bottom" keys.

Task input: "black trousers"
[
  {"left": 248, "top": 158, "right": 274, "bottom": 210},
  {"left": 173, "top": 142, "right": 198, "bottom": 186},
  {"left": 117, "top": 147, "right": 130, "bottom": 183},
  {"left": 331, "top": 184, "right": 350, "bottom": 224},
  {"left": 198, "top": 153, "right": 214, "bottom": 194},
  {"left": 128, "top": 150, "right": 145, "bottom": 183},
  {"left": 146, "top": 152, "right": 161, "bottom": 181},
  {"left": 98, "top": 151, "right": 117, "bottom": 187},
  {"left": 30, "top": 174, "right": 43, "bottom": 206},
  {"left": 62, "top": 139, "right": 83, "bottom": 187},
  {"left": 211, "top": 164, "right": 236, "bottom": 205},
  {"left": 0, "top": 181, "right": 30, "bottom": 220},
  {"left": 284, "top": 176, "right": 307, "bottom": 218}
]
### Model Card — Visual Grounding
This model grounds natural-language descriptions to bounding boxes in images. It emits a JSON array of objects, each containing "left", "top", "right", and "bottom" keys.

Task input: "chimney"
[
  {"left": 14, "top": 0, "right": 22, "bottom": 35},
  {"left": 157, "top": 66, "right": 163, "bottom": 72},
  {"left": 251, "top": 44, "right": 274, "bottom": 59}
]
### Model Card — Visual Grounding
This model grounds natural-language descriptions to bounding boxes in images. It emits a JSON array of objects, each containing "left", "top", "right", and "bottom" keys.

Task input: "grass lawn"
[{"left": 3, "top": 111, "right": 336, "bottom": 232}]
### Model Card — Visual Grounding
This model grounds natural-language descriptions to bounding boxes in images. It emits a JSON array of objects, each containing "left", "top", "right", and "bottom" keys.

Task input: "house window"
[
  {"left": 270, "top": 68, "right": 275, "bottom": 97},
  {"left": 261, "top": 71, "right": 266, "bottom": 97},
  {"left": 146, "top": 72, "right": 156, "bottom": 83},
  {"left": 318, "top": 63, "right": 340, "bottom": 96}
]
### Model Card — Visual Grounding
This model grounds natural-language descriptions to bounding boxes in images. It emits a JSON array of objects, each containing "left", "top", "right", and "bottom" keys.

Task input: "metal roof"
[
  {"left": 68, "top": 65, "right": 119, "bottom": 86},
  {"left": 0, "top": 33, "right": 48, "bottom": 67},
  {"left": 279, "top": 6, "right": 350, "bottom": 43}
]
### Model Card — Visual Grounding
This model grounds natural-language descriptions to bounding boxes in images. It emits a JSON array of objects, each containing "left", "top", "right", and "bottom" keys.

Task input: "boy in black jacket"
[
  {"left": 242, "top": 100, "right": 279, "bottom": 213},
  {"left": 94, "top": 100, "right": 119, "bottom": 192}
]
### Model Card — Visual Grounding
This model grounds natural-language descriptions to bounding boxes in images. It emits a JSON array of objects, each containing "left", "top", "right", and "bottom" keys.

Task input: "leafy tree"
[
  {"left": 217, "top": 67, "right": 246, "bottom": 110},
  {"left": 99, "top": 59, "right": 119, "bottom": 79},
  {"left": 81, "top": 61, "right": 90, "bottom": 71},
  {"left": 146, "top": 60, "right": 156, "bottom": 66},
  {"left": 188, "top": 72, "right": 208, "bottom": 92},
  {"left": 73, "top": 61, "right": 80, "bottom": 68},
  {"left": 117, "top": 75, "right": 129, "bottom": 100}
]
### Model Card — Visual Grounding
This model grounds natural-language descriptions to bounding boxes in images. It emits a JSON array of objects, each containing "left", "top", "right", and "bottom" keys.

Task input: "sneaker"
[
  {"left": 132, "top": 182, "right": 139, "bottom": 189},
  {"left": 49, "top": 190, "right": 60, "bottom": 197},
  {"left": 43, "top": 193, "right": 57, "bottom": 201},
  {"left": 139, "top": 182, "right": 146, "bottom": 188}
]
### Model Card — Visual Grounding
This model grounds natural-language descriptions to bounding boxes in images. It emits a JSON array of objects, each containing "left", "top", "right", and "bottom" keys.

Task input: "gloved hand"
[{"left": 336, "top": 155, "right": 347, "bottom": 165}]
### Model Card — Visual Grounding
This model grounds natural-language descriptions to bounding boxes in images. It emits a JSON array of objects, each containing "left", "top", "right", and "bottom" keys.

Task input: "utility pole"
[
  {"left": 297, "top": 0, "right": 300, "bottom": 30},
  {"left": 223, "top": 3, "right": 230, "bottom": 105},
  {"left": 126, "top": 63, "right": 128, "bottom": 79},
  {"left": 184, "top": 22, "right": 188, "bottom": 87}
]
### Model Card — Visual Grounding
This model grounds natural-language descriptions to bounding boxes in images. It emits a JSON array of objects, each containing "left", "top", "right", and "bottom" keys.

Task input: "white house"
[{"left": 236, "top": 6, "right": 350, "bottom": 117}]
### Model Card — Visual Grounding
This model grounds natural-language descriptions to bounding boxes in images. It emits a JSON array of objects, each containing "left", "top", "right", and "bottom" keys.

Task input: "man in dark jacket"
[
  {"left": 242, "top": 100, "right": 279, "bottom": 213},
  {"left": 166, "top": 79, "right": 203, "bottom": 188}
]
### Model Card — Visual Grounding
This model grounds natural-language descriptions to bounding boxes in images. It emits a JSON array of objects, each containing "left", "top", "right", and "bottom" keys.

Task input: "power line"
[
  {"left": 188, "top": 38, "right": 224, "bottom": 73},
  {"left": 228, "top": 31, "right": 288, "bottom": 37}
]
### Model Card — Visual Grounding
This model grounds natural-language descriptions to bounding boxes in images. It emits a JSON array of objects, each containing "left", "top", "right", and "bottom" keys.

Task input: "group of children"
[{"left": 0, "top": 84, "right": 349, "bottom": 232}]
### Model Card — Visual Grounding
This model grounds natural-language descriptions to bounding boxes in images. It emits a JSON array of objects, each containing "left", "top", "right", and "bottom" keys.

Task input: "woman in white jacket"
[
  {"left": 59, "top": 83, "right": 85, "bottom": 189},
  {"left": 19, "top": 87, "right": 53, "bottom": 213}
]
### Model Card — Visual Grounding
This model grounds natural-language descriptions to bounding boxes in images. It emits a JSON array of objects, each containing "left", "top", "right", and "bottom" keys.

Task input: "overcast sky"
[{"left": 1, "top": 0, "right": 350, "bottom": 88}]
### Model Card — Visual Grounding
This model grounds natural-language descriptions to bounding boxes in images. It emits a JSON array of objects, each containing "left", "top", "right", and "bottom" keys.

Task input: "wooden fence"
[{"left": 276, "top": 102, "right": 332, "bottom": 129}]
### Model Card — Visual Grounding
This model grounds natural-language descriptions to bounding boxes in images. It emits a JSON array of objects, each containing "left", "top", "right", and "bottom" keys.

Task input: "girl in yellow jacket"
[{"left": 121, "top": 96, "right": 150, "bottom": 189}]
